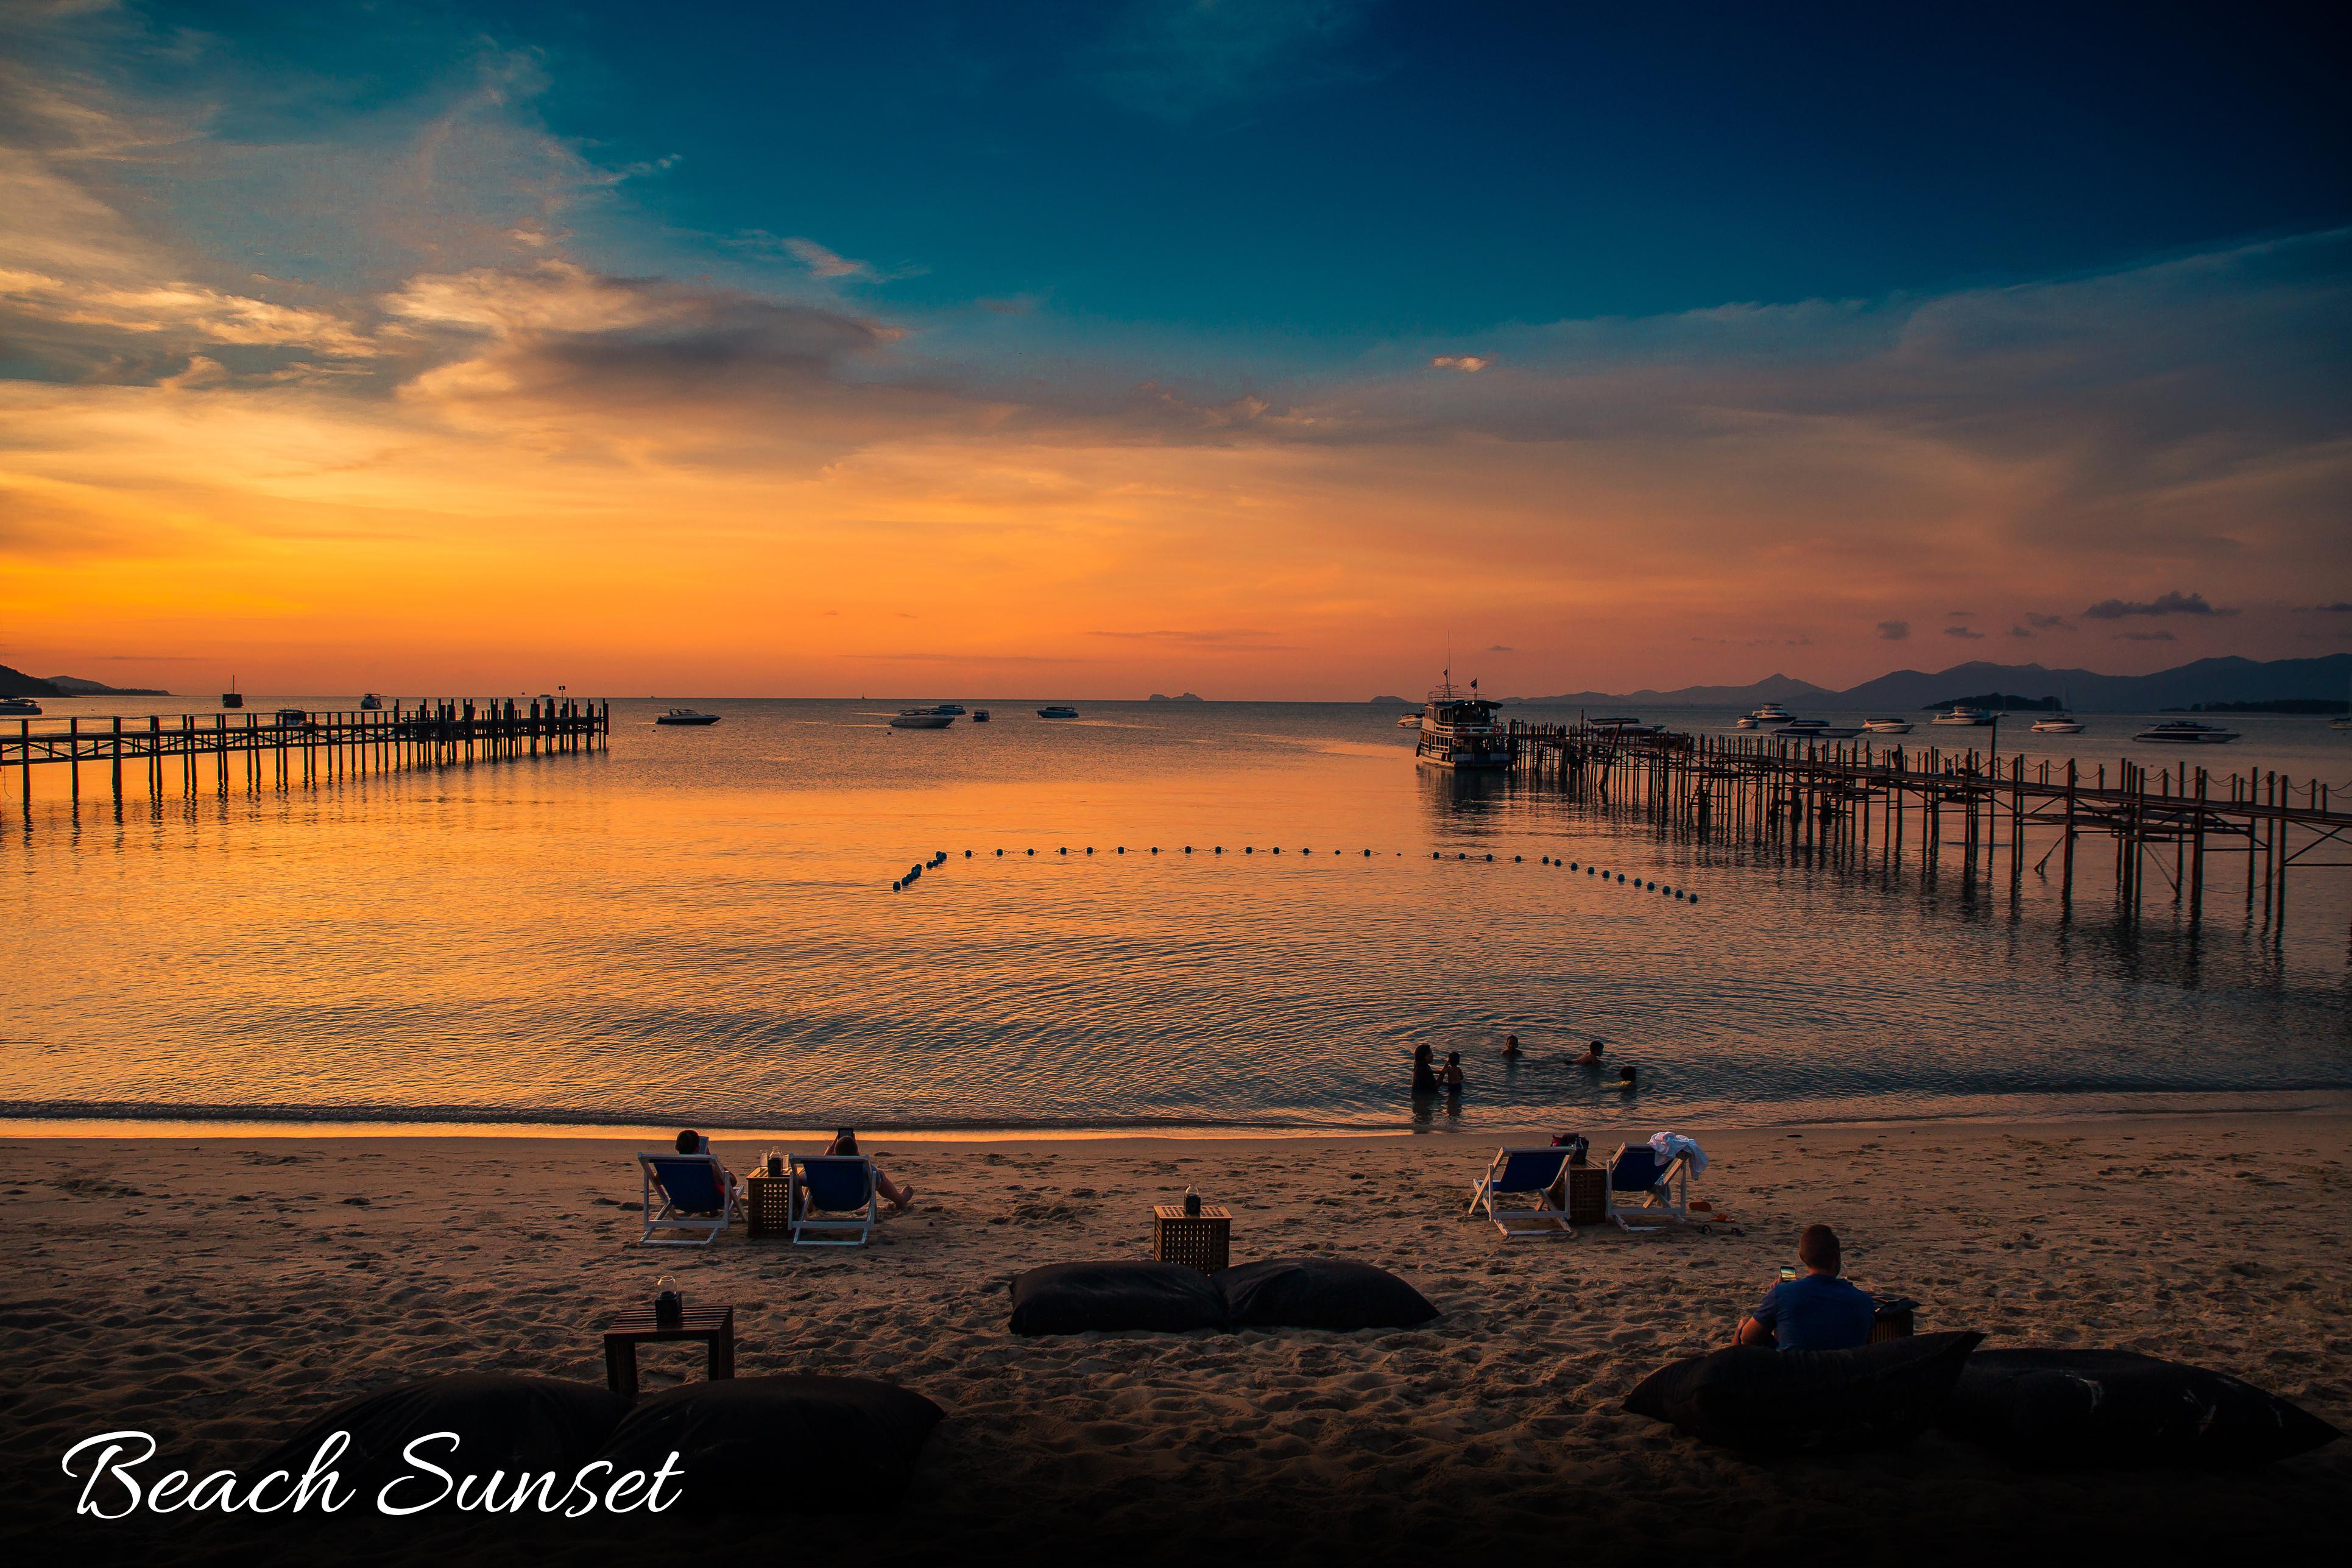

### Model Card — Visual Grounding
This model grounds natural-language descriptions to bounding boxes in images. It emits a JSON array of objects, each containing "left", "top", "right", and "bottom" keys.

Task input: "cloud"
[
  {"left": 2008, "top": 625, "right": 2033, "bottom": 638},
  {"left": 2082, "top": 590, "right": 2234, "bottom": 619},
  {"left": 2025, "top": 612, "right": 2074, "bottom": 630},
  {"left": 1486, "top": 643, "right": 1513, "bottom": 652},
  {"left": 1945, "top": 609, "right": 1977, "bottom": 618},
  {"left": 2113, "top": 630, "right": 2178, "bottom": 641},
  {"left": 1090, "top": 0, "right": 1377, "bottom": 120},
  {"left": 2295, "top": 601, "right": 2352, "bottom": 613},
  {"left": 1875, "top": 620, "right": 1910, "bottom": 641},
  {"left": 1943, "top": 625, "right": 1985, "bottom": 639},
  {"left": 1430, "top": 355, "right": 1489, "bottom": 373},
  {"left": 785, "top": 238, "right": 870, "bottom": 280}
]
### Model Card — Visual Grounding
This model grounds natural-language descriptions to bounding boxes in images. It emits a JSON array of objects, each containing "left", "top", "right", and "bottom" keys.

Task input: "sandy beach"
[{"left": 3, "top": 1111, "right": 2346, "bottom": 1561}]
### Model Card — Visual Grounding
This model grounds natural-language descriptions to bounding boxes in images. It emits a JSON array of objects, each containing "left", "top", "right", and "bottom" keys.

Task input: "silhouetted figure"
[{"left": 1411, "top": 1042, "right": 1439, "bottom": 1097}]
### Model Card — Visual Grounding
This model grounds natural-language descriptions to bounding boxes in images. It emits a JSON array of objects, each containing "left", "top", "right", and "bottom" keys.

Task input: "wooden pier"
[
  {"left": 5, "top": 699, "right": 611, "bottom": 813},
  {"left": 1508, "top": 721, "right": 2352, "bottom": 946}
]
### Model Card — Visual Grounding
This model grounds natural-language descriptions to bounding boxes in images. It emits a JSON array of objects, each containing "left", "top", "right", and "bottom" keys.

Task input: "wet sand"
[{"left": 2, "top": 1112, "right": 2345, "bottom": 1562}]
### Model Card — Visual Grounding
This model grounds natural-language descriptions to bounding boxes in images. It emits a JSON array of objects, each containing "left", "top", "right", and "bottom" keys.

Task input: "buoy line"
[{"left": 892, "top": 844, "right": 1701, "bottom": 902}]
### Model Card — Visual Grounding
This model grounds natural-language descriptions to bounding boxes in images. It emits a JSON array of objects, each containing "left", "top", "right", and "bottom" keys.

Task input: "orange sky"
[{"left": 4, "top": 25, "right": 2347, "bottom": 699}]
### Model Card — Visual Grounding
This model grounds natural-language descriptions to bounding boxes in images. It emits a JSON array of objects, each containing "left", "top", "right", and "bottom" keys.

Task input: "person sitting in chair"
[
  {"left": 1736, "top": 1224, "right": 1876, "bottom": 1351},
  {"left": 825, "top": 1128, "right": 915, "bottom": 1213},
  {"left": 671, "top": 1128, "right": 740, "bottom": 1211}
]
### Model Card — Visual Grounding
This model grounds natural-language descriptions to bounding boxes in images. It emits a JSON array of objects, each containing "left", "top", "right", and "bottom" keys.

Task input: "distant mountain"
[
  {"left": 1146, "top": 691, "right": 1205, "bottom": 702},
  {"left": 1368, "top": 695, "right": 1411, "bottom": 705},
  {"left": 46, "top": 675, "right": 171, "bottom": 696},
  {"left": 1522, "top": 654, "right": 2351, "bottom": 714},
  {"left": 0, "top": 663, "right": 60, "bottom": 697}
]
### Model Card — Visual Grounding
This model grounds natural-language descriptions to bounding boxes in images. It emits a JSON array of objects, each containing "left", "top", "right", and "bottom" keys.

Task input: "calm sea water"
[{"left": 5, "top": 697, "right": 2350, "bottom": 1132}]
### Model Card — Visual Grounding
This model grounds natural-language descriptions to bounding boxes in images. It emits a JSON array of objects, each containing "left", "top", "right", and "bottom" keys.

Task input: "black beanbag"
[
  {"left": 1943, "top": 1348, "right": 2342, "bottom": 1469},
  {"left": 593, "top": 1376, "right": 943, "bottom": 1511},
  {"left": 1218, "top": 1257, "right": 1438, "bottom": 1331},
  {"left": 258, "top": 1374, "right": 630, "bottom": 1513},
  {"left": 1625, "top": 1331, "right": 1983, "bottom": 1453},
  {"left": 1007, "top": 1261, "right": 1230, "bottom": 1336}
]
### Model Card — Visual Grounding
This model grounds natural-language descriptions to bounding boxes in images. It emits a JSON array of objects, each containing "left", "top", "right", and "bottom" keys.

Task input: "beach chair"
[
  {"left": 637, "top": 1153, "right": 743, "bottom": 1247},
  {"left": 787, "top": 1153, "right": 878, "bottom": 1247},
  {"left": 1605, "top": 1143, "right": 1693, "bottom": 1233},
  {"left": 1466, "top": 1146, "right": 1576, "bottom": 1239}
]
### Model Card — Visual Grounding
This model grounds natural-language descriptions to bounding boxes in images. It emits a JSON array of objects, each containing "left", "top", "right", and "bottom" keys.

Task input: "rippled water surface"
[{"left": 5, "top": 698, "right": 2350, "bottom": 1131}]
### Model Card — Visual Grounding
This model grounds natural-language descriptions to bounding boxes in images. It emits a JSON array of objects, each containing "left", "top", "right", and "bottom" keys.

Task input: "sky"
[{"left": 2, "top": 0, "right": 2347, "bottom": 698}]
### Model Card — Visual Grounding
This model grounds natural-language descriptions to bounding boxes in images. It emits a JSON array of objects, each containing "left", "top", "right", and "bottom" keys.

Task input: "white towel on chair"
[{"left": 1648, "top": 1131, "right": 1707, "bottom": 1178}]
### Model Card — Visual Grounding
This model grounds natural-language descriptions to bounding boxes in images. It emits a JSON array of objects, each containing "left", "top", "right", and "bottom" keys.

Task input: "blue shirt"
[{"left": 1749, "top": 1273, "right": 1876, "bottom": 1352}]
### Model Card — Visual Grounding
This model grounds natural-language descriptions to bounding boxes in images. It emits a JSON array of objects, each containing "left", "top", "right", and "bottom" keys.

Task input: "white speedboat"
[
  {"left": 359, "top": 693, "right": 384, "bottom": 710},
  {"left": 891, "top": 708, "right": 955, "bottom": 729},
  {"left": 1037, "top": 705, "right": 1079, "bottom": 719},
  {"left": 1734, "top": 715, "right": 1759, "bottom": 729},
  {"left": 1414, "top": 676, "right": 1510, "bottom": 769},
  {"left": 1396, "top": 713, "right": 1422, "bottom": 727},
  {"left": 2135, "top": 719, "right": 2237, "bottom": 744},
  {"left": 2031, "top": 714, "right": 2084, "bottom": 734},
  {"left": 1745, "top": 701, "right": 1795, "bottom": 725},
  {"left": 1773, "top": 718, "right": 1862, "bottom": 740},
  {"left": 1931, "top": 705, "right": 1995, "bottom": 726},
  {"left": 0, "top": 696, "right": 40, "bottom": 716},
  {"left": 1862, "top": 718, "right": 1913, "bottom": 734},
  {"left": 656, "top": 708, "right": 720, "bottom": 726}
]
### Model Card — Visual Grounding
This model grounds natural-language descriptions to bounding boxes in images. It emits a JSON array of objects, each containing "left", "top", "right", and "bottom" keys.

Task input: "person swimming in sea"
[
  {"left": 1411, "top": 1042, "right": 1440, "bottom": 1097},
  {"left": 1614, "top": 1064, "right": 1639, "bottom": 1090},
  {"left": 1501, "top": 1033, "right": 1523, "bottom": 1059},
  {"left": 1569, "top": 1039, "right": 1606, "bottom": 1067}
]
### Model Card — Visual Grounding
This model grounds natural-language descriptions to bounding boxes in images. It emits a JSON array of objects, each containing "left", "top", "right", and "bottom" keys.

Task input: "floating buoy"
[
  {"left": 891, "top": 880, "right": 901, "bottom": 891},
  {"left": 1245, "top": 847, "right": 1254, "bottom": 855},
  {"left": 1689, "top": 894, "right": 1700, "bottom": 905},
  {"left": 1514, "top": 855, "right": 1522, "bottom": 863},
  {"left": 1485, "top": 853, "right": 1494, "bottom": 862},
  {"left": 1086, "top": 847, "right": 1093, "bottom": 855},
  {"left": 1058, "top": 847, "right": 1067, "bottom": 855},
  {"left": 1617, "top": 874, "right": 1626, "bottom": 883},
  {"left": 1026, "top": 848, "right": 1034, "bottom": 856},
  {"left": 1215, "top": 846, "right": 1223, "bottom": 854},
  {"left": 996, "top": 849, "right": 1003, "bottom": 856},
  {"left": 1571, "top": 861, "right": 1579, "bottom": 871},
  {"left": 1432, "top": 852, "right": 1441, "bottom": 860},
  {"left": 1273, "top": 846, "right": 1281, "bottom": 854},
  {"left": 964, "top": 850, "right": 972, "bottom": 858},
  {"left": 1363, "top": 849, "right": 1371, "bottom": 856},
  {"left": 1115, "top": 846, "right": 1123, "bottom": 855},
  {"left": 1151, "top": 847, "right": 1159, "bottom": 854},
  {"left": 1185, "top": 846, "right": 1193, "bottom": 854},
  {"left": 1457, "top": 852, "right": 1466, "bottom": 860},
  {"left": 1541, "top": 855, "right": 1549, "bottom": 864}
]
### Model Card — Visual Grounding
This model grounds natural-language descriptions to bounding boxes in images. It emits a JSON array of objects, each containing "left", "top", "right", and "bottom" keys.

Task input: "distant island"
[
  {"left": 1368, "top": 695, "right": 1411, "bottom": 705},
  {"left": 0, "top": 663, "right": 171, "bottom": 698},
  {"left": 1146, "top": 692, "right": 1205, "bottom": 703},
  {"left": 1924, "top": 692, "right": 2061, "bottom": 712},
  {"left": 2167, "top": 698, "right": 2348, "bottom": 715}
]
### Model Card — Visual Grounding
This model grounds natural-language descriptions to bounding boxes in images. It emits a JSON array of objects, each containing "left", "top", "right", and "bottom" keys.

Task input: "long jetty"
[
  {"left": 5, "top": 699, "right": 611, "bottom": 813},
  {"left": 1508, "top": 721, "right": 2351, "bottom": 944}
]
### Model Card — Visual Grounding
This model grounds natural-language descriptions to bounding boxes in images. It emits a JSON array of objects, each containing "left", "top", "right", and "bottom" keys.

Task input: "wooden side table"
[
  {"left": 1153, "top": 1204, "right": 1232, "bottom": 1273},
  {"left": 1559, "top": 1165, "right": 1606, "bottom": 1226},
  {"left": 744, "top": 1173, "right": 795, "bottom": 1238},
  {"left": 600, "top": 1304, "right": 735, "bottom": 1400}
]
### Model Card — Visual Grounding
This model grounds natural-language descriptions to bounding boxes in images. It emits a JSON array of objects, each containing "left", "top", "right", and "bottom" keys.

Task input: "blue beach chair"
[
  {"left": 788, "top": 1153, "right": 878, "bottom": 1247},
  {"left": 1466, "top": 1146, "right": 1576, "bottom": 1239},
  {"left": 637, "top": 1153, "right": 743, "bottom": 1247},
  {"left": 1605, "top": 1143, "right": 1693, "bottom": 1233}
]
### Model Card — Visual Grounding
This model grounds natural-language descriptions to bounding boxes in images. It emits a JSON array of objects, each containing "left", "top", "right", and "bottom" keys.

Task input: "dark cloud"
[
  {"left": 1943, "top": 626, "right": 1985, "bottom": 639},
  {"left": 2295, "top": 601, "right": 2352, "bottom": 613},
  {"left": 2113, "top": 629, "right": 2178, "bottom": 641},
  {"left": 1876, "top": 620, "right": 1910, "bottom": 641},
  {"left": 2083, "top": 590, "right": 2234, "bottom": 619},
  {"left": 2025, "top": 612, "right": 2074, "bottom": 630},
  {"left": 1486, "top": 643, "right": 1514, "bottom": 652},
  {"left": 2008, "top": 625, "right": 2033, "bottom": 638}
]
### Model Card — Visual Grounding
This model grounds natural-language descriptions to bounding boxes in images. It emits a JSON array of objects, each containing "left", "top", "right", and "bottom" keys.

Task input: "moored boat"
[
  {"left": 2030, "top": 714, "right": 2084, "bottom": 734},
  {"left": 2134, "top": 719, "right": 2237, "bottom": 744},
  {"left": 891, "top": 708, "right": 955, "bottom": 729},
  {"left": 222, "top": 677, "right": 243, "bottom": 710},
  {"left": 656, "top": 708, "right": 721, "bottom": 726},
  {"left": 0, "top": 696, "right": 40, "bottom": 716},
  {"left": 1414, "top": 676, "right": 1510, "bottom": 769},
  {"left": 972, "top": 709, "right": 991, "bottom": 722},
  {"left": 1931, "top": 704, "right": 1994, "bottom": 726},
  {"left": 1862, "top": 718, "right": 1913, "bottom": 734},
  {"left": 360, "top": 693, "right": 384, "bottom": 711},
  {"left": 1037, "top": 705, "right": 1079, "bottom": 719}
]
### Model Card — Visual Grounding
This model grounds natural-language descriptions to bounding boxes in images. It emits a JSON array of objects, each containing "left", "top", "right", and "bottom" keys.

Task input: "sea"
[{"left": 5, "top": 696, "right": 2350, "bottom": 1136}]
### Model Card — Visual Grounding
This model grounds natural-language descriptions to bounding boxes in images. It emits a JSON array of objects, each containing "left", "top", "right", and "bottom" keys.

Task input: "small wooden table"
[
  {"left": 1153, "top": 1204, "right": 1232, "bottom": 1273},
  {"left": 601, "top": 1304, "right": 735, "bottom": 1400},
  {"left": 744, "top": 1173, "right": 795, "bottom": 1238}
]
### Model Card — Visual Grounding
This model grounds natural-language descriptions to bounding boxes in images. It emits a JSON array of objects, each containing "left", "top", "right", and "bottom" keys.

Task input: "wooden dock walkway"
[
  {"left": 1508, "top": 721, "right": 2352, "bottom": 942},
  {"left": 5, "top": 699, "right": 610, "bottom": 811}
]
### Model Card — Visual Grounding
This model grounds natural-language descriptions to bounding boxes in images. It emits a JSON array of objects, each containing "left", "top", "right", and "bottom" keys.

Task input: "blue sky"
[{"left": 2, "top": 0, "right": 2346, "bottom": 694}]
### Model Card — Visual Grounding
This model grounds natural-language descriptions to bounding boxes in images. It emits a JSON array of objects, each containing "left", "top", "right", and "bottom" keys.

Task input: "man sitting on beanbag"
[{"left": 1736, "top": 1224, "right": 1876, "bottom": 1351}]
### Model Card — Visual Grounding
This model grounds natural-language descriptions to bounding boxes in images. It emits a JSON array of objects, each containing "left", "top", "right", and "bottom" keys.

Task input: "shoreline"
[{"left": 5, "top": 1090, "right": 2351, "bottom": 1142}]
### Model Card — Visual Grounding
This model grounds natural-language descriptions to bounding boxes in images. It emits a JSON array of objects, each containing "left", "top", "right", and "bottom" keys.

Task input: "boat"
[
  {"left": 1734, "top": 716, "right": 1759, "bottom": 729},
  {"left": 1591, "top": 715, "right": 1647, "bottom": 730},
  {"left": 972, "top": 710, "right": 991, "bottom": 723},
  {"left": 359, "top": 693, "right": 384, "bottom": 711},
  {"left": 1862, "top": 718, "right": 1913, "bottom": 734},
  {"left": 2030, "top": 714, "right": 2084, "bottom": 735},
  {"left": 890, "top": 708, "right": 955, "bottom": 729},
  {"left": 1036, "top": 705, "right": 1079, "bottom": 719},
  {"left": 1930, "top": 705, "right": 1995, "bottom": 726},
  {"left": 1414, "top": 675, "right": 1510, "bottom": 769},
  {"left": 931, "top": 703, "right": 967, "bottom": 715},
  {"left": 1745, "top": 701, "right": 1795, "bottom": 725},
  {"left": 1396, "top": 713, "right": 1422, "bottom": 727},
  {"left": 222, "top": 677, "right": 243, "bottom": 710},
  {"left": 655, "top": 708, "right": 721, "bottom": 726},
  {"left": 0, "top": 696, "right": 40, "bottom": 716},
  {"left": 1780, "top": 722, "right": 1862, "bottom": 740},
  {"left": 2134, "top": 719, "right": 2237, "bottom": 744},
  {"left": 274, "top": 707, "right": 309, "bottom": 728}
]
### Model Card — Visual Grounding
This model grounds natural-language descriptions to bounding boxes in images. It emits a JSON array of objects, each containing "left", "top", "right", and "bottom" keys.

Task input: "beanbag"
[
  {"left": 258, "top": 1374, "right": 630, "bottom": 1513},
  {"left": 1218, "top": 1257, "right": 1438, "bottom": 1331},
  {"left": 1007, "top": 1260, "right": 1230, "bottom": 1336},
  {"left": 1943, "top": 1349, "right": 2342, "bottom": 1469},
  {"left": 593, "top": 1376, "right": 943, "bottom": 1511},
  {"left": 1625, "top": 1330, "right": 1983, "bottom": 1453}
]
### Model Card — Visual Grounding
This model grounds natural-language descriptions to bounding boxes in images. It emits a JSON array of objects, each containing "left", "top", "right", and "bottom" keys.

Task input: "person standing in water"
[
  {"left": 1411, "top": 1042, "right": 1439, "bottom": 1097},
  {"left": 1502, "top": 1033, "right": 1523, "bottom": 1059},
  {"left": 1439, "top": 1051, "right": 1465, "bottom": 1092}
]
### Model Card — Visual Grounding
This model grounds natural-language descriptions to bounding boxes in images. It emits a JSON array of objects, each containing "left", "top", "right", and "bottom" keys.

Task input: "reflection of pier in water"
[
  {"left": 5, "top": 699, "right": 612, "bottom": 817},
  {"left": 1468, "top": 721, "right": 2351, "bottom": 953}
]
